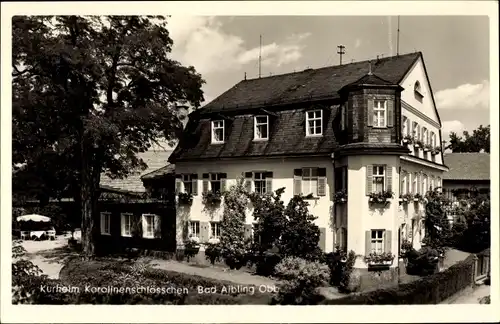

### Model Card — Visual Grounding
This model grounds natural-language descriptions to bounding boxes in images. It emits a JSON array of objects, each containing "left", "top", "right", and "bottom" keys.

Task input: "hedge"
[{"left": 322, "top": 254, "right": 476, "bottom": 305}]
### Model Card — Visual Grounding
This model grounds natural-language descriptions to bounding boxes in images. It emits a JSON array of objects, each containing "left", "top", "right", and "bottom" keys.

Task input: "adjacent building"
[{"left": 169, "top": 52, "right": 448, "bottom": 274}]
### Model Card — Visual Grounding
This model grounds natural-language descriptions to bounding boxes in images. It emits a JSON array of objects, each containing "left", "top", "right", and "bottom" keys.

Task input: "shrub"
[
  {"left": 424, "top": 189, "right": 452, "bottom": 248},
  {"left": 280, "top": 195, "right": 322, "bottom": 261},
  {"left": 12, "top": 240, "right": 47, "bottom": 304},
  {"left": 322, "top": 254, "right": 476, "bottom": 304},
  {"left": 272, "top": 257, "right": 329, "bottom": 305},
  {"left": 220, "top": 180, "right": 248, "bottom": 269},
  {"left": 204, "top": 242, "right": 222, "bottom": 265},
  {"left": 183, "top": 239, "right": 200, "bottom": 262},
  {"left": 339, "top": 250, "right": 358, "bottom": 293},
  {"left": 405, "top": 247, "right": 439, "bottom": 276}
]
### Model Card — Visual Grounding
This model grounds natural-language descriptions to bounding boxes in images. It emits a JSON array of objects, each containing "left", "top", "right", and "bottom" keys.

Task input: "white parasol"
[{"left": 16, "top": 214, "right": 51, "bottom": 222}]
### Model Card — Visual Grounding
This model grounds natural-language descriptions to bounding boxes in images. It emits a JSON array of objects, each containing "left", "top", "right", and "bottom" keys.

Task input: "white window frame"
[
  {"left": 210, "top": 173, "right": 223, "bottom": 193},
  {"left": 121, "top": 213, "right": 133, "bottom": 237},
  {"left": 430, "top": 177, "right": 435, "bottom": 191},
  {"left": 211, "top": 120, "right": 224, "bottom": 144},
  {"left": 373, "top": 100, "right": 387, "bottom": 128},
  {"left": 401, "top": 172, "right": 407, "bottom": 195},
  {"left": 412, "top": 173, "right": 418, "bottom": 194},
  {"left": 100, "top": 212, "right": 111, "bottom": 235},
  {"left": 423, "top": 175, "right": 428, "bottom": 194},
  {"left": 371, "top": 229, "right": 385, "bottom": 254},
  {"left": 253, "top": 171, "right": 267, "bottom": 194},
  {"left": 301, "top": 167, "right": 319, "bottom": 196},
  {"left": 430, "top": 132, "right": 435, "bottom": 147},
  {"left": 182, "top": 174, "right": 193, "bottom": 194},
  {"left": 254, "top": 115, "right": 269, "bottom": 140},
  {"left": 190, "top": 220, "right": 200, "bottom": 238},
  {"left": 142, "top": 214, "right": 155, "bottom": 239},
  {"left": 402, "top": 116, "right": 408, "bottom": 136},
  {"left": 306, "top": 110, "right": 323, "bottom": 136},
  {"left": 372, "top": 165, "right": 386, "bottom": 193},
  {"left": 210, "top": 221, "right": 221, "bottom": 239},
  {"left": 413, "top": 122, "right": 420, "bottom": 140}
]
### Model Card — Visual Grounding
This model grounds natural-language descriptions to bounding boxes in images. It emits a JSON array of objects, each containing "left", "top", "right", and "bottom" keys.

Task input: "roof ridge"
[{"left": 243, "top": 51, "right": 421, "bottom": 82}]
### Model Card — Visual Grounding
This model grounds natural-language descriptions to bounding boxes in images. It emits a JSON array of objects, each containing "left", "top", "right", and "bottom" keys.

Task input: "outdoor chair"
[
  {"left": 20, "top": 231, "right": 30, "bottom": 240},
  {"left": 46, "top": 229, "right": 56, "bottom": 240}
]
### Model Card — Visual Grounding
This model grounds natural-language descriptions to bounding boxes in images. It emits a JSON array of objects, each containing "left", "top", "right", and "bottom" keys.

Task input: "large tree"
[
  {"left": 12, "top": 16, "right": 204, "bottom": 257},
  {"left": 446, "top": 124, "right": 490, "bottom": 153}
]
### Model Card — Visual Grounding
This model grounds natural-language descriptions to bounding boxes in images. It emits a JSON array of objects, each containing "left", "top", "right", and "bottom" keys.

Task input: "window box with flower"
[
  {"left": 202, "top": 191, "right": 223, "bottom": 208},
  {"left": 334, "top": 189, "right": 348, "bottom": 203},
  {"left": 364, "top": 252, "right": 395, "bottom": 266},
  {"left": 177, "top": 192, "right": 193, "bottom": 205},
  {"left": 423, "top": 144, "right": 433, "bottom": 152},
  {"left": 402, "top": 134, "right": 413, "bottom": 145},
  {"left": 183, "top": 236, "right": 201, "bottom": 261},
  {"left": 413, "top": 139, "right": 424, "bottom": 149},
  {"left": 413, "top": 193, "right": 425, "bottom": 203},
  {"left": 399, "top": 193, "right": 414, "bottom": 204},
  {"left": 369, "top": 190, "right": 394, "bottom": 205},
  {"left": 431, "top": 146, "right": 441, "bottom": 156}
]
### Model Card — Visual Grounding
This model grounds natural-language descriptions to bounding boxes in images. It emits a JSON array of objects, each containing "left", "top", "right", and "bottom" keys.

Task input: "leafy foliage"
[
  {"left": 12, "top": 16, "right": 204, "bottom": 256},
  {"left": 423, "top": 189, "right": 451, "bottom": 248},
  {"left": 338, "top": 250, "right": 358, "bottom": 293},
  {"left": 272, "top": 257, "right": 328, "bottom": 305},
  {"left": 369, "top": 190, "right": 394, "bottom": 204},
  {"left": 280, "top": 195, "right": 322, "bottom": 261},
  {"left": 177, "top": 192, "right": 193, "bottom": 205},
  {"left": 204, "top": 242, "right": 223, "bottom": 265},
  {"left": 219, "top": 180, "right": 248, "bottom": 269},
  {"left": 446, "top": 125, "right": 490, "bottom": 153},
  {"left": 201, "top": 191, "right": 222, "bottom": 209}
]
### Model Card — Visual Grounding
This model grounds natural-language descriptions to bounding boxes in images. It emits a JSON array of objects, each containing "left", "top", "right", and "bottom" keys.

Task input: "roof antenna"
[
  {"left": 258, "top": 35, "right": 262, "bottom": 78},
  {"left": 368, "top": 61, "right": 373, "bottom": 75},
  {"left": 244, "top": 72, "right": 247, "bottom": 80},
  {"left": 337, "top": 44, "right": 346, "bottom": 65},
  {"left": 397, "top": 16, "right": 400, "bottom": 56}
]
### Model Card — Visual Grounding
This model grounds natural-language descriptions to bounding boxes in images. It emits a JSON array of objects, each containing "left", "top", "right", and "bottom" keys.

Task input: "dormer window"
[
  {"left": 254, "top": 115, "right": 269, "bottom": 140},
  {"left": 373, "top": 100, "right": 387, "bottom": 128},
  {"left": 211, "top": 120, "right": 224, "bottom": 144},
  {"left": 414, "top": 81, "right": 424, "bottom": 100},
  {"left": 306, "top": 109, "right": 323, "bottom": 136}
]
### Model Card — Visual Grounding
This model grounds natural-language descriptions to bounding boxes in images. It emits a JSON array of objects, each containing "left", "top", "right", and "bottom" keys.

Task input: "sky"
[{"left": 164, "top": 15, "right": 490, "bottom": 146}]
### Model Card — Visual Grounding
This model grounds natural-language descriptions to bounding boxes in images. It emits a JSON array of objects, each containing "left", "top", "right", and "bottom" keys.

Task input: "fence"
[{"left": 474, "top": 249, "right": 490, "bottom": 282}]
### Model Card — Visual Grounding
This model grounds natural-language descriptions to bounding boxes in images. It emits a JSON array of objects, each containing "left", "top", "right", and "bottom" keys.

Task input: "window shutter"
[
  {"left": 384, "top": 230, "right": 392, "bottom": 253},
  {"left": 202, "top": 173, "right": 209, "bottom": 193},
  {"left": 366, "top": 164, "right": 373, "bottom": 195},
  {"left": 417, "top": 173, "right": 422, "bottom": 195},
  {"left": 387, "top": 100, "right": 394, "bottom": 127},
  {"left": 175, "top": 175, "right": 182, "bottom": 193},
  {"left": 367, "top": 98, "right": 374, "bottom": 126},
  {"left": 191, "top": 174, "right": 198, "bottom": 196},
  {"left": 319, "top": 227, "right": 326, "bottom": 251},
  {"left": 317, "top": 168, "right": 327, "bottom": 196},
  {"left": 365, "top": 230, "right": 371, "bottom": 256},
  {"left": 200, "top": 221, "right": 209, "bottom": 243},
  {"left": 386, "top": 165, "right": 392, "bottom": 192},
  {"left": 406, "top": 173, "right": 411, "bottom": 194},
  {"left": 221, "top": 173, "right": 227, "bottom": 192},
  {"left": 265, "top": 172, "right": 273, "bottom": 194},
  {"left": 120, "top": 214, "right": 125, "bottom": 236},
  {"left": 141, "top": 215, "right": 147, "bottom": 238},
  {"left": 293, "top": 169, "right": 302, "bottom": 196},
  {"left": 154, "top": 214, "right": 161, "bottom": 239},
  {"left": 244, "top": 172, "right": 252, "bottom": 192},
  {"left": 100, "top": 213, "right": 105, "bottom": 234}
]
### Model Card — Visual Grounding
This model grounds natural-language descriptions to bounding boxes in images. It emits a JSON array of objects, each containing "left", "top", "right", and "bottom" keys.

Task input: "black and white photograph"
[{"left": 1, "top": 1, "right": 498, "bottom": 323}]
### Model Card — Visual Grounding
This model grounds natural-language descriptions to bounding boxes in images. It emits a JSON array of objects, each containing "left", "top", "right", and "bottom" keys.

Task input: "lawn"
[{"left": 54, "top": 257, "right": 275, "bottom": 304}]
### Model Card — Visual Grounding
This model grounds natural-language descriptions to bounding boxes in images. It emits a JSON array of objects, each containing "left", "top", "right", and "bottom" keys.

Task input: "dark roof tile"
[{"left": 443, "top": 153, "right": 490, "bottom": 181}]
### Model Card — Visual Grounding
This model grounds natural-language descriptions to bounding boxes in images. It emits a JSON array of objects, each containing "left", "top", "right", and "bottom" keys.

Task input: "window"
[
  {"left": 371, "top": 230, "right": 385, "bottom": 253},
  {"left": 414, "top": 81, "right": 422, "bottom": 93},
  {"left": 430, "top": 176, "right": 435, "bottom": 191},
  {"left": 253, "top": 172, "right": 267, "bottom": 194},
  {"left": 413, "top": 122, "right": 420, "bottom": 140},
  {"left": 402, "top": 116, "right": 408, "bottom": 136},
  {"left": 306, "top": 110, "right": 323, "bottom": 136},
  {"left": 302, "top": 167, "right": 318, "bottom": 195},
  {"left": 340, "top": 104, "right": 347, "bottom": 130},
  {"left": 211, "top": 120, "right": 224, "bottom": 143},
  {"left": 121, "top": 213, "right": 133, "bottom": 237},
  {"left": 210, "top": 221, "right": 221, "bottom": 239},
  {"left": 210, "top": 173, "right": 223, "bottom": 193},
  {"left": 254, "top": 115, "right": 269, "bottom": 140},
  {"left": 182, "top": 174, "right": 193, "bottom": 194},
  {"left": 189, "top": 221, "right": 200, "bottom": 238},
  {"left": 334, "top": 167, "right": 347, "bottom": 191},
  {"left": 422, "top": 128, "right": 428, "bottom": 145},
  {"left": 143, "top": 214, "right": 155, "bottom": 238},
  {"left": 372, "top": 165, "right": 385, "bottom": 193},
  {"left": 412, "top": 172, "right": 418, "bottom": 194},
  {"left": 373, "top": 100, "right": 387, "bottom": 128},
  {"left": 436, "top": 177, "right": 442, "bottom": 191},
  {"left": 423, "top": 175, "right": 428, "bottom": 194},
  {"left": 430, "top": 131, "right": 435, "bottom": 147},
  {"left": 401, "top": 172, "right": 407, "bottom": 195},
  {"left": 100, "top": 212, "right": 111, "bottom": 235}
]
